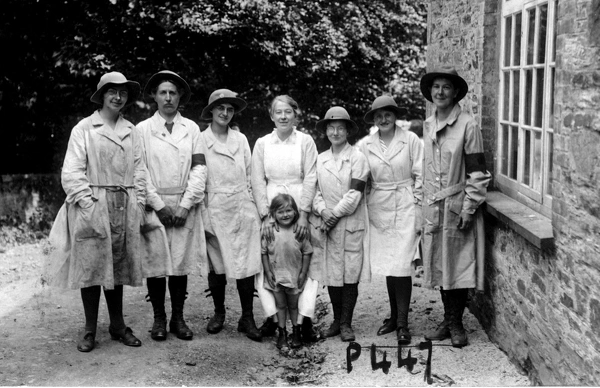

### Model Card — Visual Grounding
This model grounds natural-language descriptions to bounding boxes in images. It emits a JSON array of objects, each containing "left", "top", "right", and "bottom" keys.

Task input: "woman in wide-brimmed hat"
[
  {"left": 419, "top": 67, "right": 491, "bottom": 348},
  {"left": 312, "top": 106, "right": 370, "bottom": 342},
  {"left": 137, "top": 70, "right": 207, "bottom": 342},
  {"left": 357, "top": 94, "right": 423, "bottom": 345},
  {"left": 200, "top": 89, "right": 263, "bottom": 342},
  {"left": 251, "top": 95, "right": 320, "bottom": 346},
  {"left": 44, "top": 71, "right": 146, "bottom": 352}
]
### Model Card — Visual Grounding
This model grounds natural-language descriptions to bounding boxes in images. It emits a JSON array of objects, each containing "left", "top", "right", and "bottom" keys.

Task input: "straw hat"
[
  {"left": 90, "top": 71, "right": 140, "bottom": 106},
  {"left": 420, "top": 67, "right": 468, "bottom": 102},
  {"left": 363, "top": 95, "right": 406, "bottom": 124},
  {"left": 315, "top": 106, "right": 359, "bottom": 135},
  {"left": 200, "top": 89, "right": 247, "bottom": 120},
  {"left": 143, "top": 70, "right": 191, "bottom": 105}
]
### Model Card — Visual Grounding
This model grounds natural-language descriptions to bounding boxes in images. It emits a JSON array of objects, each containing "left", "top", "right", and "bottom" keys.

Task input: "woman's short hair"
[
  {"left": 269, "top": 95, "right": 301, "bottom": 118},
  {"left": 269, "top": 193, "right": 299, "bottom": 224}
]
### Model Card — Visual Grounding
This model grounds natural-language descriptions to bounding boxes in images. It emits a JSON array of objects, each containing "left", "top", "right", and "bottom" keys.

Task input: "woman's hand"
[
  {"left": 457, "top": 211, "right": 473, "bottom": 230},
  {"left": 320, "top": 209, "right": 339, "bottom": 229},
  {"left": 298, "top": 271, "right": 307, "bottom": 289},
  {"left": 265, "top": 268, "right": 277, "bottom": 289},
  {"left": 172, "top": 206, "right": 190, "bottom": 227},
  {"left": 294, "top": 211, "right": 309, "bottom": 241},
  {"left": 261, "top": 216, "right": 276, "bottom": 242},
  {"left": 156, "top": 206, "right": 174, "bottom": 227}
]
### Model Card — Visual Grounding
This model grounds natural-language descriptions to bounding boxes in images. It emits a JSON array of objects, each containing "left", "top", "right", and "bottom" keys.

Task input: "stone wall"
[{"left": 427, "top": 0, "right": 600, "bottom": 384}]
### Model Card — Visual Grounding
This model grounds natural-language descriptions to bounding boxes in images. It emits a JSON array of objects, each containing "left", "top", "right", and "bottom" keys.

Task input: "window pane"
[
  {"left": 513, "top": 70, "right": 520, "bottom": 122},
  {"left": 537, "top": 4, "right": 548, "bottom": 64},
  {"left": 510, "top": 125, "right": 519, "bottom": 179},
  {"left": 503, "top": 72, "right": 510, "bottom": 120},
  {"left": 546, "top": 133, "right": 553, "bottom": 195},
  {"left": 535, "top": 68, "right": 545, "bottom": 127},
  {"left": 527, "top": 8, "right": 535, "bottom": 65},
  {"left": 502, "top": 124, "right": 509, "bottom": 175},
  {"left": 549, "top": 67, "right": 555, "bottom": 120},
  {"left": 525, "top": 69, "right": 533, "bottom": 125},
  {"left": 514, "top": 12, "right": 522, "bottom": 65},
  {"left": 504, "top": 16, "right": 512, "bottom": 67},
  {"left": 532, "top": 130, "right": 543, "bottom": 191},
  {"left": 524, "top": 129, "right": 531, "bottom": 185}
]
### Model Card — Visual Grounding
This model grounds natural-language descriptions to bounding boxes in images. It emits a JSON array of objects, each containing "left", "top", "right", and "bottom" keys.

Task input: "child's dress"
[{"left": 262, "top": 227, "right": 313, "bottom": 294}]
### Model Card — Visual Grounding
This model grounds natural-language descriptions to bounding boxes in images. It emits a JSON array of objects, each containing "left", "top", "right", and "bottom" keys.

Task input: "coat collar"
[
  {"left": 149, "top": 111, "right": 188, "bottom": 145},
  {"left": 425, "top": 104, "right": 463, "bottom": 139},
  {"left": 321, "top": 142, "right": 352, "bottom": 180},
  {"left": 364, "top": 125, "right": 407, "bottom": 163},
  {"left": 203, "top": 125, "right": 240, "bottom": 158},
  {"left": 268, "top": 128, "right": 298, "bottom": 144},
  {"left": 91, "top": 110, "right": 133, "bottom": 148}
]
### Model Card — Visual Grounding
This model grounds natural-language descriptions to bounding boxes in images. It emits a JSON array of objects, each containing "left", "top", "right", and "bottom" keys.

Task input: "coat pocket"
[
  {"left": 447, "top": 191, "right": 466, "bottom": 215},
  {"left": 74, "top": 202, "right": 107, "bottom": 241}
]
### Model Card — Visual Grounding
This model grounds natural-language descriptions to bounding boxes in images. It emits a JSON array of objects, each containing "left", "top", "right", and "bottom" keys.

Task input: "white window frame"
[{"left": 497, "top": 0, "right": 556, "bottom": 218}]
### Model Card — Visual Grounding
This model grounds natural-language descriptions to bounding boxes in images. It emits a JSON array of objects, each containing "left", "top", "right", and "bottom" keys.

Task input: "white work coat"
[
  {"left": 422, "top": 105, "right": 491, "bottom": 291},
  {"left": 137, "top": 111, "right": 207, "bottom": 277},
  {"left": 44, "top": 111, "right": 146, "bottom": 289},
  {"left": 358, "top": 126, "right": 423, "bottom": 277},
  {"left": 200, "top": 126, "right": 262, "bottom": 279},
  {"left": 313, "top": 143, "right": 371, "bottom": 286}
]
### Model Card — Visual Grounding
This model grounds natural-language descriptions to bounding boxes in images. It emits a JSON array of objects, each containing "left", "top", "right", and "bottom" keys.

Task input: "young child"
[{"left": 262, "top": 194, "right": 313, "bottom": 349}]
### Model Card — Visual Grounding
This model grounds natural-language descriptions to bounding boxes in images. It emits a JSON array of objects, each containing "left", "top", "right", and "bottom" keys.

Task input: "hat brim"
[
  {"left": 200, "top": 97, "right": 247, "bottom": 120},
  {"left": 144, "top": 72, "right": 191, "bottom": 106},
  {"left": 420, "top": 72, "right": 468, "bottom": 103},
  {"left": 316, "top": 118, "right": 359, "bottom": 136},
  {"left": 90, "top": 81, "right": 141, "bottom": 106},
  {"left": 363, "top": 105, "right": 406, "bottom": 125}
]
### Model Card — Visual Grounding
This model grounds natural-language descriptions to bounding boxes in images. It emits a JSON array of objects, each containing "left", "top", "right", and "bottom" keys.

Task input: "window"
[{"left": 498, "top": 0, "right": 556, "bottom": 217}]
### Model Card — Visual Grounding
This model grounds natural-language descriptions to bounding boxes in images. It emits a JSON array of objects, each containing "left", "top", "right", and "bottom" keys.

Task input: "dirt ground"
[{"left": 0, "top": 240, "right": 530, "bottom": 387}]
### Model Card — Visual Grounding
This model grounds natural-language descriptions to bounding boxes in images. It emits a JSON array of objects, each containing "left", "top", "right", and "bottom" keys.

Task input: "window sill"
[{"left": 484, "top": 191, "right": 554, "bottom": 250}]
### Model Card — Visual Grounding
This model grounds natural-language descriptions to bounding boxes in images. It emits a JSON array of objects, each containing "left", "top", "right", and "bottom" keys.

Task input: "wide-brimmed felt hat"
[
  {"left": 200, "top": 89, "right": 247, "bottom": 120},
  {"left": 144, "top": 70, "right": 191, "bottom": 105},
  {"left": 90, "top": 71, "right": 141, "bottom": 106},
  {"left": 420, "top": 67, "right": 468, "bottom": 103},
  {"left": 316, "top": 106, "right": 359, "bottom": 135},
  {"left": 363, "top": 95, "right": 406, "bottom": 124}
]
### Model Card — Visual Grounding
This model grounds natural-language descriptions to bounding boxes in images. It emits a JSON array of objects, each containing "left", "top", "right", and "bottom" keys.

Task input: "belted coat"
[
  {"left": 44, "top": 111, "right": 146, "bottom": 289},
  {"left": 421, "top": 104, "right": 491, "bottom": 291}
]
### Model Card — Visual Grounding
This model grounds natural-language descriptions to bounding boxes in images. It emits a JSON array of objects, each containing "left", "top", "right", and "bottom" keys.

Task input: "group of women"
[{"left": 45, "top": 66, "right": 490, "bottom": 353}]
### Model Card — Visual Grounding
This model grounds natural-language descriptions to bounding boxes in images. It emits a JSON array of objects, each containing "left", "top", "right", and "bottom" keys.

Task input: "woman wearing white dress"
[{"left": 251, "top": 95, "right": 319, "bottom": 343}]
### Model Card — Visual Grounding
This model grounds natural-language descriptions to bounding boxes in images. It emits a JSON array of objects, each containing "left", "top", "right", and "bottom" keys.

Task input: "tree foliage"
[{"left": 0, "top": 0, "right": 426, "bottom": 173}]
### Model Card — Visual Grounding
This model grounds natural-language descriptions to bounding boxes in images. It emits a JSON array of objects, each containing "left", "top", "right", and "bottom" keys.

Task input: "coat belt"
[
  {"left": 205, "top": 184, "right": 245, "bottom": 194},
  {"left": 155, "top": 186, "right": 186, "bottom": 195},
  {"left": 424, "top": 182, "right": 466, "bottom": 204},
  {"left": 371, "top": 178, "right": 413, "bottom": 191}
]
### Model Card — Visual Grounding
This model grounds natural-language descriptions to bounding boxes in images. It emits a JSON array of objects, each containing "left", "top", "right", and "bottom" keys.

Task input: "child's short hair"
[{"left": 269, "top": 193, "right": 299, "bottom": 224}]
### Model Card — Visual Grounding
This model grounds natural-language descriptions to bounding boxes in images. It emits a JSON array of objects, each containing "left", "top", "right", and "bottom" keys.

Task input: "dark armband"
[
  {"left": 350, "top": 178, "right": 367, "bottom": 192},
  {"left": 465, "top": 152, "right": 486, "bottom": 174},
  {"left": 191, "top": 153, "right": 206, "bottom": 167}
]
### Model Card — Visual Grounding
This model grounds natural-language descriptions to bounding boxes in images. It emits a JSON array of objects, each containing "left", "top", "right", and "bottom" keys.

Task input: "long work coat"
[
  {"left": 358, "top": 126, "right": 423, "bottom": 277},
  {"left": 422, "top": 104, "right": 491, "bottom": 291},
  {"left": 313, "top": 143, "right": 371, "bottom": 286},
  {"left": 200, "top": 126, "right": 262, "bottom": 279},
  {"left": 44, "top": 111, "right": 146, "bottom": 289},
  {"left": 137, "top": 111, "right": 207, "bottom": 278}
]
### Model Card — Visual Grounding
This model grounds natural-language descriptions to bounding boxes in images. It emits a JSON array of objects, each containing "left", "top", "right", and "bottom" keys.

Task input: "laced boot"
[
  {"left": 146, "top": 277, "right": 167, "bottom": 341},
  {"left": 394, "top": 276, "right": 412, "bottom": 345},
  {"left": 168, "top": 276, "right": 193, "bottom": 340},
  {"left": 206, "top": 272, "right": 227, "bottom": 334},
  {"left": 378, "top": 277, "right": 398, "bottom": 335},
  {"left": 276, "top": 327, "right": 288, "bottom": 349},
  {"left": 339, "top": 284, "right": 358, "bottom": 342},
  {"left": 321, "top": 286, "right": 342, "bottom": 339},
  {"left": 301, "top": 318, "right": 318, "bottom": 343},
  {"left": 77, "top": 331, "right": 96, "bottom": 352},
  {"left": 259, "top": 317, "right": 278, "bottom": 337},
  {"left": 236, "top": 277, "right": 262, "bottom": 342},
  {"left": 290, "top": 325, "right": 303, "bottom": 348},
  {"left": 447, "top": 289, "right": 468, "bottom": 348}
]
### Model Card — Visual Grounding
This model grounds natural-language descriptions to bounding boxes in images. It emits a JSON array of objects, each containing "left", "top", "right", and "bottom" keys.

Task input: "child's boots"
[
  {"left": 276, "top": 327, "right": 288, "bottom": 349},
  {"left": 290, "top": 325, "right": 302, "bottom": 348}
]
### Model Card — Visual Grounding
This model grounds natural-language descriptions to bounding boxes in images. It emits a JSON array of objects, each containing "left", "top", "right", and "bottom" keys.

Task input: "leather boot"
[
  {"left": 321, "top": 286, "right": 342, "bottom": 338},
  {"left": 146, "top": 277, "right": 167, "bottom": 341},
  {"left": 302, "top": 318, "right": 318, "bottom": 343},
  {"left": 424, "top": 289, "right": 450, "bottom": 341},
  {"left": 340, "top": 283, "right": 358, "bottom": 342},
  {"left": 290, "top": 325, "right": 302, "bottom": 348},
  {"left": 394, "top": 277, "right": 412, "bottom": 345},
  {"left": 259, "top": 317, "right": 278, "bottom": 337},
  {"left": 447, "top": 289, "right": 468, "bottom": 348},
  {"left": 168, "top": 276, "right": 193, "bottom": 340},
  {"left": 206, "top": 272, "right": 227, "bottom": 334},
  {"left": 276, "top": 327, "right": 288, "bottom": 349},
  {"left": 77, "top": 331, "right": 96, "bottom": 352},
  {"left": 80, "top": 286, "right": 100, "bottom": 351},
  {"left": 236, "top": 277, "right": 262, "bottom": 342},
  {"left": 377, "top": 277, "right": 397, "bottom": 335}
]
